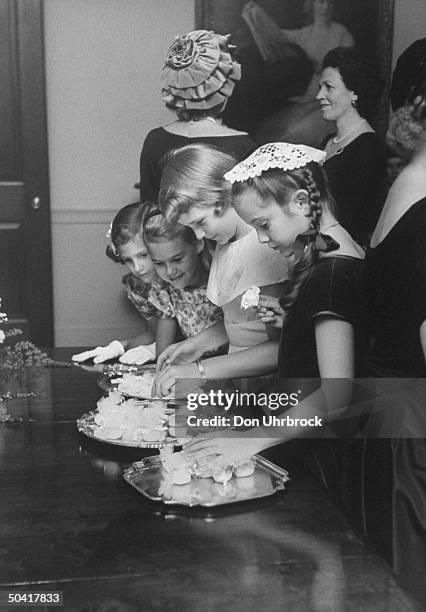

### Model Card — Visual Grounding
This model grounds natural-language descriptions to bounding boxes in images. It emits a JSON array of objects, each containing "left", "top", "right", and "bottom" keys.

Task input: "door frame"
[{"left": 17, "top": 0, "right": 54, "bottom": 345}]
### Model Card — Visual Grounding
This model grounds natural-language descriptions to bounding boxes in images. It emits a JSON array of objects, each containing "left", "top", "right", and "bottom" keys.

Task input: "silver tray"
[
  {"left": 97, "top": 363, "right": 157, "bottom": 398},
  {"left": 97, "top": 363, "right": 175, "bottom": 402},
  {"left": 77, "top": 406, "right": 187, "bottom": 449},
  {"left": 123, "top": 455, "right": 290, "bottom": 507}
]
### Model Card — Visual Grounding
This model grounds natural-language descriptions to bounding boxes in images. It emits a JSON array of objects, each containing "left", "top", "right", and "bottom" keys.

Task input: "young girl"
[
  {"left": 152, "top": 143, "right": 288, "bottom": 397},
  {"left": 142, "top": 206, "right": 224, "bottom": 356},
  {"left": 184, "top": 142, "right": 366, "bottom": 462},
  {"left": 72, "top": 202, "right": 159, "bottom": 365}
]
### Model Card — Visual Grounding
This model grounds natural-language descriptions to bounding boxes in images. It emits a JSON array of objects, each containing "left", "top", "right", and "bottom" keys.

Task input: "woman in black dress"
[
  {"left": 318, "top": 47, "right": 386, "bottom": 247},
  {"left": 139, "top": 30, "right": 255, "bottom": 202},
  {"left": 364, "top": 83, "right": 426, "bottom": 606}
]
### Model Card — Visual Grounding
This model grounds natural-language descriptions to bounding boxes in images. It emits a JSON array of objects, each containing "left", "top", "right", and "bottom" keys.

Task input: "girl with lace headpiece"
[
  {"left": 139, "top": 29, "right": 255, "bottom": 203},
  {"left": 152, "top": 143, "right": 288, "bottom": 397},
  {"left": 184, "top": 142, "right": 367, "bottom": 470}
]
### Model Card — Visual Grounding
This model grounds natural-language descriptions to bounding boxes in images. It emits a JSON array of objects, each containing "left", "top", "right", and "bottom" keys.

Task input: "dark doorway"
[{"left": 0, "top": 0, "right": 53, "bottom": 346}]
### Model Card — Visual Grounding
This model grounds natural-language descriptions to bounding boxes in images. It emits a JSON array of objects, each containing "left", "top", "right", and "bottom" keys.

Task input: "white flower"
[
  {"left": 0, "top": 330, "right": 5, "bottom": 344},
  {"left": 240, "top": 286, "right": 260, "bottom": 310}
]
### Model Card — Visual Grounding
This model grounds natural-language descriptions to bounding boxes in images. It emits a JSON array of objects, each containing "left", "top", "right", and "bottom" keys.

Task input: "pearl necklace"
[{"left": 333, "top": 118, "right": 367, "bottom": 144}]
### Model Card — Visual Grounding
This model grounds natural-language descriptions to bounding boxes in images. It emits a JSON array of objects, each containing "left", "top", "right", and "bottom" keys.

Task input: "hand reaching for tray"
[
  {"left": 184, "top": 430, "right": 267, "bottom": 466},
  {"left": 152, "top": 362, "right": 201, "bottom": 398},
  {"left": 119, "top": 343, "right": 156, "bottom": 365},
  {"left": 156, "top": 337, "right": 204, "bottom": 371}
]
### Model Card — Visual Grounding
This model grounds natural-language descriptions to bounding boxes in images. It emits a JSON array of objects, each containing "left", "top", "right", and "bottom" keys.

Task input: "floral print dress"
[
  {"left": 148, "top": 281, "right": 223, "bottom": 339},
  {"left": 122, "top": 273, "right": 159, "bottom": 320}
]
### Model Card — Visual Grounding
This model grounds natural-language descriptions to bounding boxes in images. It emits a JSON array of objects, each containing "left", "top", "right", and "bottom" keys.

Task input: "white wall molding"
[{"left": 51, "top": 208, "right": 116, "bottom": 225}]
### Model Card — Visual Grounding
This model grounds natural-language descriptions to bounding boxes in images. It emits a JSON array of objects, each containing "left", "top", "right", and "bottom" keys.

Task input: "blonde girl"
[{"left": 153, "top": 143, "right": 288, "bottom": 396}]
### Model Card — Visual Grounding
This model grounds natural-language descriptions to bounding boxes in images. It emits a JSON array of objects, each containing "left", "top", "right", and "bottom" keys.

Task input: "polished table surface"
[{"left": 0, "top": 349, "right": 423, "bottom": 612}]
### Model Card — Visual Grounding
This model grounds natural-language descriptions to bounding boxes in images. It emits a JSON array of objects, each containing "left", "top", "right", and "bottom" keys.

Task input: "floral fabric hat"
[{"left": 161, "top": 30, "right": 241, "bottom": 111}]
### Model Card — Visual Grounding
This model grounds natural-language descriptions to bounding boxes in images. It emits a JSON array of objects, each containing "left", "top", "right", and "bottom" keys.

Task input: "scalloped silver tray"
[
  {"left": 123, "top": 455, "right": 290, "bottom": 506},
  {"left": 77, "top": 406, "right": 187, "bottom": 449}
]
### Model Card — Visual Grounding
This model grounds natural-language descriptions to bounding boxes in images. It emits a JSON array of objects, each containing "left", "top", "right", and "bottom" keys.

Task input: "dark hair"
[
  {"left": 322, "top": 47, "right": 382, "bottom": 119},
  {"left": 158, "top": 144, "right": 236, "bottom": 222},
  {"left": 173, "top": 103, "right": 225, "bottom": 122},
  {"left": 231, "top": 162, "right": 336, "bottom": 312},
  {"left": 105, "top": 201, "right": 152, "bottom": 263}
]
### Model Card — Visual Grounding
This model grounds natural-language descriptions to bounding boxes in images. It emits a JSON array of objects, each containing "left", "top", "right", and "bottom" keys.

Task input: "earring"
[{"left": 351, "top": 97, "right": 357, "bottom": 107}]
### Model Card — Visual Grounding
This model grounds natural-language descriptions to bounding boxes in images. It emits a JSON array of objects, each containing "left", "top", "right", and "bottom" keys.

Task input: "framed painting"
[{"left": 195, "top": 0, "right": 395, "bottom": 145}]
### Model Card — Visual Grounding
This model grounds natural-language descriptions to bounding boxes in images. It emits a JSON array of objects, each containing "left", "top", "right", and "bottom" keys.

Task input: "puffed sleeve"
[{"left": 303, "top": 259, "right": 365, "bottom": 327}]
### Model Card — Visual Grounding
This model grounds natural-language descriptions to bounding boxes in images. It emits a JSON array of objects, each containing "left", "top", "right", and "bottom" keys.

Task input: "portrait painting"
[{"left": 195, "top": 0, "right": 394, "bottom": 146}]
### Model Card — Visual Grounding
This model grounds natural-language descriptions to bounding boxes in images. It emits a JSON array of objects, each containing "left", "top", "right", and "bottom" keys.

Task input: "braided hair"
[{"left": 231, "top": 162, "right": 336, "bottom": 313}]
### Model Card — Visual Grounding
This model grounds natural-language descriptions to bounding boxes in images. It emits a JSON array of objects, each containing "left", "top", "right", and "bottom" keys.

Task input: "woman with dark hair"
[
  {"left": 318, "top": 46, "right": 386, "bottom": 246},
  {"left": 362, "top": 82, "right": 426, "bottom": 607},
  {"left": 367, "top": 80, "right": 426, "bottom": 377},
  {"left": 139, "top": 30, "right": 255, "bottom": 202}
]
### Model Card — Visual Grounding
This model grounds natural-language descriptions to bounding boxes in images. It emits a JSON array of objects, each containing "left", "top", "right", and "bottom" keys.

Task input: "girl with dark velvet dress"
[{"left": 184, "top": 142, "right": 366, "bottom": 470}]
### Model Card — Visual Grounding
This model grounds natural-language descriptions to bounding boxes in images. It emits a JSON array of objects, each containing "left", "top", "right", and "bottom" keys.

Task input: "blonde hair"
[{"left": 158, "top": 144, "right": 236, "bottom": 222}]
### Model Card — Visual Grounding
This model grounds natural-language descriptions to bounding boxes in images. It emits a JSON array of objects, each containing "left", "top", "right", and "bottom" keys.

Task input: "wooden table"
[{"left": 0, "top": 350, "right": 423, "bottom": 611}]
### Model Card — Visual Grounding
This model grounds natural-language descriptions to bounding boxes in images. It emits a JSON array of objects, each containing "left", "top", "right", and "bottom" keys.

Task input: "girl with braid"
[{"left": 185, "top": 143, "right": 368, "bottom": 463}]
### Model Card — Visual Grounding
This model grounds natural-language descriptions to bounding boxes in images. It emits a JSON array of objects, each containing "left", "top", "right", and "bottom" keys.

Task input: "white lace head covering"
[{"left": 224, "top": 142, "right": 326, "bottom": 184}]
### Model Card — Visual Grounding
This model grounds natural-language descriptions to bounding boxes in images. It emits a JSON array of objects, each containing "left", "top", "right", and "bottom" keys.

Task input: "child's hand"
[
  {"left": 254, "top": 295, "right": 285, "bottom": 328},
  {"left": 157, "top": 337, "right": 203, "bottom": 371},
  {"left": 152, "top": 363, "right": 199, "bottom": 398},
  {"left": 71, "top": 340, "right": 124, "bottom": 364},
  {"left": 184, "top": 431, "right": 266, "bottom": 465},
  {"left": 120, "top": 343, "right": 156, "bottom": 365}
]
